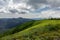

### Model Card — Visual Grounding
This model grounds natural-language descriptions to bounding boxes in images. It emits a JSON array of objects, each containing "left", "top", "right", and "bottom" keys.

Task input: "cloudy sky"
[{"left": 0, "top": 0, "right": 60, "bottom": 18}]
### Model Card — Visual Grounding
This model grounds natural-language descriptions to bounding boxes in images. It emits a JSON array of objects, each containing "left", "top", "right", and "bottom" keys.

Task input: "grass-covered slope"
[
  {"left": 0, "top": 19, "right": 60, "bottom": 40},
  {"left": 0, "top": 20, "right": 41, "bottom": 37}
]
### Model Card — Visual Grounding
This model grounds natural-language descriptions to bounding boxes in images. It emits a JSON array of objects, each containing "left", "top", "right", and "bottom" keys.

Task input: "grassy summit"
[{"left": 0, "top": 19, "right": 60, "bottom": 40}]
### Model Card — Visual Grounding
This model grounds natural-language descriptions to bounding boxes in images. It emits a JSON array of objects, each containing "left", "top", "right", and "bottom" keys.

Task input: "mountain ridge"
[
  {"left": 0, "top": 17, "right": 32, "bottom": 33},
  {"left": 0, "top": 19, "right": 60, "bottom": 40}
]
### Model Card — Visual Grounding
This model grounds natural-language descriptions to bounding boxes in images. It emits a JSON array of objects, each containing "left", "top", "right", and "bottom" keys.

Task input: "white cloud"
[
  {"left": 0, "top": 0, "right": 60, "bottom": 19},
  {"left": 0, "top": 9, "right": 60, "bottom": 19},
  {"left": 38, "top": 10, "right": 60, "bottom": 18}
]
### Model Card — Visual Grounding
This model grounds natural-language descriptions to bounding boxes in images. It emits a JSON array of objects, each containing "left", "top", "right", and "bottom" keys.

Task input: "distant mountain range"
[{"left": 0, "top": 18, "right": 32, "bottom": 33}]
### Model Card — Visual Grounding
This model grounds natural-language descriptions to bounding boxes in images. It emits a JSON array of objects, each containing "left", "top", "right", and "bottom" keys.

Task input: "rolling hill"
[{"left": 0, "top": 19, "right": 60, "bottom": 40}]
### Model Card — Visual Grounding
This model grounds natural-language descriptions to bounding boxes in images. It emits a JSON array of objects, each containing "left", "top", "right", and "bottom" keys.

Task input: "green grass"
[
  {"left": 0, "top": 19, "right": 60, "bottom": 40},
  {"left": 0, "top": 20, "right": 42, "bottom": 37}
]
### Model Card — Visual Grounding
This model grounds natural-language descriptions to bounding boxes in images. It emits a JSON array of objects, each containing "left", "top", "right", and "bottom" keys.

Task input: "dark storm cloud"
[
  {"left": 0, "top": 0, "right": 60, "bottom": 8},
  {"left": 47, "top": 0, "right": 60, "bottom": 7},
  {"left": 8, "top": 8, "right": 28, "bottom": 14},
  {"left": 27, "top": 0, "right": 60, "bottom": 9},
  {"left": 27, "top": 0, "right": 47, "bottom": 9},
  {"left": 0, "top": 0, "right": 9, "bottom": 6},
  {"left": 9, "top": 9, "right": 18, "bottom": 13},
  {"left": 13, "top": 0, "right": 21, "bottom": 3},
  {"left": 18, "top": 11, "right": 28, "bottom": 14},
  {"left": 28, "top": 0, "right": 47, "bottom": 4}
]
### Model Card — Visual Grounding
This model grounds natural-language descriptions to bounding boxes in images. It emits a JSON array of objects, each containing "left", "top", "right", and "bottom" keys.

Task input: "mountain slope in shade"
[
  {"left": 0, "top": 19, "right": 60, "bottom": 40},
  {"left": 0, "top": 18, "right": 32, "bottom": 33}
]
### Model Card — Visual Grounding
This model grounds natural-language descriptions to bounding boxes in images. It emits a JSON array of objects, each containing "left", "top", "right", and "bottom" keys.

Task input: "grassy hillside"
[
  {"left": 0, "top": 20, "right": 42, "bottom": 37},
  {"left": 0, "top": 19, "right": 60, "bottom": 40}
]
